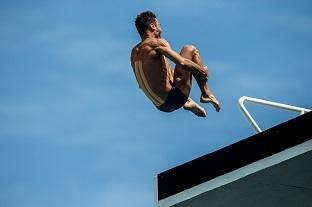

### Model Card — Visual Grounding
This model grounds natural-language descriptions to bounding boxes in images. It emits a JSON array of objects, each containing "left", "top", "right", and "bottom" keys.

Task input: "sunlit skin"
[{"left": 131, "top": 18, "right": 220, "bottom": 117}]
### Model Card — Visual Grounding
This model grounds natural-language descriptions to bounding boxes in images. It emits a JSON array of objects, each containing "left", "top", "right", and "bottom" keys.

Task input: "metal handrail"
[{"left": 238, "top": 96, "right": 311, "bottom": 133}]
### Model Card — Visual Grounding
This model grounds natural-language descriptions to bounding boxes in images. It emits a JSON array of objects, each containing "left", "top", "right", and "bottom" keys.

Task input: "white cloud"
[
  {"left": 258, "top": 11, "right": 312, "bottom": 34},
  {"left": 36, "top": 26, "right": 132, "bottom": 72},
  {"left": 99, "top": 184, "right": 152, "bottom": 207},
  {"left": 152, "top": 0, "right": 235, "bottom": 15}
]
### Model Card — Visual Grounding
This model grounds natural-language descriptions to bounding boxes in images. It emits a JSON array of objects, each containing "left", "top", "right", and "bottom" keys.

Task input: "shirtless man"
[{"left": 130, "top": 11, "right": 220, "bottom": 117}]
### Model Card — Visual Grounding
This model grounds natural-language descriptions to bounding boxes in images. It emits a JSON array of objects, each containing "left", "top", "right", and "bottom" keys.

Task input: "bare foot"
[
  {"left": 183, "top": 98, "right": 207, "bottom": 117},
  {"left": 200, "top": 94, "right": 221, "bottom": 112}
]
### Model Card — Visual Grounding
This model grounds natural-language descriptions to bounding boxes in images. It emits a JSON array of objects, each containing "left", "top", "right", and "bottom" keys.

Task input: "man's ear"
[{"left": 149, "top": 22, "right": 157, "bottom": 30}]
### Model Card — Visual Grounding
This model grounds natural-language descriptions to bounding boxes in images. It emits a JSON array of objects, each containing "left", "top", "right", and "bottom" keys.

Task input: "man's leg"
[
  {"left": 173, "top": 45, "right": 206, "bottom": 117},
  {"left": 177, "top": 45, "right": 221, "bottom": 112}
]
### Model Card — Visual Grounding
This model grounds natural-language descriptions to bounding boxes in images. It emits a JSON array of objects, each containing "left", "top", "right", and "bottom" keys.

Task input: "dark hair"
[{"left": 135, "top": 11, "right": 157, "bottom": 37}]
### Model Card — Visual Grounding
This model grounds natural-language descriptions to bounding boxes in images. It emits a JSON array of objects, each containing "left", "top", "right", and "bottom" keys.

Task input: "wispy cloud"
[
  {"left": 152, "top": 0, "right": 235, "bottom": 15},
  {"left": 258, "top": 10, "right": 312, "bottom": 34},
  {"left": 36, "top": 26, "right": 132, "bottom": 74},
  {"left": 99, "top": 184, "right": 152, "bottom": 207}
]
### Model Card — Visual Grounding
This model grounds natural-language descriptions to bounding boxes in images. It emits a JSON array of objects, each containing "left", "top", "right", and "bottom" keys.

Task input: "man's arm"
[{"left": 155, "top": 40, "right": 208, "bottom": 81}]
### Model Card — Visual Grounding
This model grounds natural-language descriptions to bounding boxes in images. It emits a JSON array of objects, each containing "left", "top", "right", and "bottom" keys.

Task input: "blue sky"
[{"left": 0, "top": 0, "right": 311, "bottom": 207}]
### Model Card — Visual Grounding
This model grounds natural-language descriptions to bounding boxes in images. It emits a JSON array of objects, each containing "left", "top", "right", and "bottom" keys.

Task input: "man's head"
[{"left": 135, "top": 11, "right": 162, "bottom": 38}]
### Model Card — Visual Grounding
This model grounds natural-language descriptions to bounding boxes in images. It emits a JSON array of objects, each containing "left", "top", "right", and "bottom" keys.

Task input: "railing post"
[{"left": 238, "top": 96, "right": 311, "bottom": 133}]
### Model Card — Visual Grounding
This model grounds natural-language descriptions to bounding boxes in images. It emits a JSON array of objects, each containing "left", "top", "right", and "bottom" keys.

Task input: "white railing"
[{"left": 238, "top": 96, "right": 311, "bottom": 133}]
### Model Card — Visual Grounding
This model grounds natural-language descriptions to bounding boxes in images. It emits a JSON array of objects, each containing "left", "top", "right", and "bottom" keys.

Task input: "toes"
[
  {"left": 215, "top": 104, "right": 221, "bottom": 112},
  {"left": 211, "top": 102, "right": 221, "bottom": 112},
  {"left": 194, "top": 107, "right": 207, "bottom": 117},
  {"left": 198, "top": 110, "right": 207, "bottom": 117},
  {"left": 200, "top": 94, "right": 221, "bottom": 112}
]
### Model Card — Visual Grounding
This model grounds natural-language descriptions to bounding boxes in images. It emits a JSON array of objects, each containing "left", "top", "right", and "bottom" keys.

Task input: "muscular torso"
[{"left": 131, "top": 38, "right": 173, "bottom": 106}]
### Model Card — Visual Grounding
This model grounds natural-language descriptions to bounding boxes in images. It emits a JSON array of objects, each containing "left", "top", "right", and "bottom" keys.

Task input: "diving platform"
[{"left": 155, "top": 103, "right": 312, "bottom": 207}]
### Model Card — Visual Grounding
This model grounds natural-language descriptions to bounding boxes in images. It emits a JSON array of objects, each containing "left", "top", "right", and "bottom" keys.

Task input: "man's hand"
[{"left": 155, "top": 43, "right": 208, "bottom": 81}]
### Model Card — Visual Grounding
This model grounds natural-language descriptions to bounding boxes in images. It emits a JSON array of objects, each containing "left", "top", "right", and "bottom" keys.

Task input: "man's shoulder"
[
  {"left": 131, "top": 38, "right": 171, "bottom": 58},
  {"left": 131, "top": 42, "right": 141, "bottom": 52},
  {"left": 141, "top": 38, "right": 171, "bottom": 47},
  {"left": 157, "top": 38, "right": 170, "bottom": 47},
  {"left": 145, "top": 38, "right": 171, "bottom": 48}
]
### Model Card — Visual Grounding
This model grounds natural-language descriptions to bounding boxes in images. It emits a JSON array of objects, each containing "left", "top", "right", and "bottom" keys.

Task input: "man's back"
[{"left": 131, "top": 38, "right": 172, "bottom": 106}]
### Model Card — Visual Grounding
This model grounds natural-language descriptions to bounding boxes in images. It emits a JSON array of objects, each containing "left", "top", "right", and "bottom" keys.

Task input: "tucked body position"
[{"left": 130, "top": 11, "right": 220, "bottom": 117}]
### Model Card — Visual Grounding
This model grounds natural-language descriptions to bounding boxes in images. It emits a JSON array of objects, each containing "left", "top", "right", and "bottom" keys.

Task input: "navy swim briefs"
[{"left": 156, "top": 85, "right": 188, "bottom": 112}]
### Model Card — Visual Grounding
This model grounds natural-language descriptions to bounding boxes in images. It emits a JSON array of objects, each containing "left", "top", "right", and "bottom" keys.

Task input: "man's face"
[{"left": 153, "top": 19, "right": 162, "bottom": 38}]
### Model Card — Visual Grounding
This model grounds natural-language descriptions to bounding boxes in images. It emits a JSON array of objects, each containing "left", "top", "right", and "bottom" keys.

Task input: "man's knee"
[
  {"left": 182, "top": 44, "right": 196, "bottom": 52},
  {"left": 181, "top": 45, "right": 199, "bottom": 58}
]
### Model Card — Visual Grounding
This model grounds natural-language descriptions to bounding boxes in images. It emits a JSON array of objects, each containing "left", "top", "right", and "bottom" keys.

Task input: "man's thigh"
[{"left": 173, "top": 45, "right": 195, "bottom": 96}]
